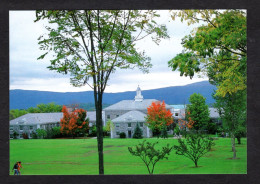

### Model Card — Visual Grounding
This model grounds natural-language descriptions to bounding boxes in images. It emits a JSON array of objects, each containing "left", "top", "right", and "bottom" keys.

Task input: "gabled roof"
[
  {"left": 10, "top": 113, "right": 63, "bottom": 125},
  {"left": 10, "top": 111, "right": 104, "bottom": 125},
  {"left": 112, "top": 110, "right": 147, "bottom": 123},
  {"left": 104, "top": 99, "right": 173, "bottom": 111}
]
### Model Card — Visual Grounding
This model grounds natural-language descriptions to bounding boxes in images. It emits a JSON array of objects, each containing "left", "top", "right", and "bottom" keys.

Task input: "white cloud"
[{"left": 9, "top": 10, "right": 208, "bottom": 93}]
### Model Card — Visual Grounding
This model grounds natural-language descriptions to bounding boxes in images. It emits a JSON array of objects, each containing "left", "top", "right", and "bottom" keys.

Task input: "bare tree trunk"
[
  {"left": 94, "top": 91, "right": 104, "bottom": 174},
  {"left": 231, "top": 133, "right": 236, "bottom": 159}
]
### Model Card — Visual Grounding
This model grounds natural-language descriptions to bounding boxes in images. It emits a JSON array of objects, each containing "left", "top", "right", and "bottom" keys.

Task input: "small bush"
[
  {"left": 22, "top": 133, "right": 29, "bottom": 139},
  {"left": 174, "top": 133, "right": 215, "bottom": 167},
  {"left": 13, "top": 131, "right": 19, "bottom": 139},
  {"left": 88, "top": 126, "right": 97, "bottom": 137},
  {"left": 119, "top": 132, "right": 126, "bottom": 138},
  {"left": 133, "top": 123, "right": 143, "bottom": 139},
  {"left": 128, "top": 140, "right": 173, "bottom": 174},
  {"left": 31, "top": 131, "right": 38, "bottom": 139}
]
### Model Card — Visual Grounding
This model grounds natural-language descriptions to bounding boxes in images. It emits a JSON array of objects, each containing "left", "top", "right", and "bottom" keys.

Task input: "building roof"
[
  {"left": 10, "top": 113, "right": 63, "bottom": 125},
  {"left": 112, "top": 110, "right": 147, "bottom": 123},
  {"left": 10, "top": 111, "right": 104, "bottom": 125},
  {"left": 104, "top": 99, "right": 173, "bottom": 111},
  {"left": 209, "top": 108, "right": 220, "bottom": 118},
  {"left": 171, "top": 105, "right": 186, "bottom": 109}
]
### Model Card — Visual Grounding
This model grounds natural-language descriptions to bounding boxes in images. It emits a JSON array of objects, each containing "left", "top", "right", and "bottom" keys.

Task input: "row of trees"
[{"left": 168, "top": 10, "right": 247, "bottom": 159}]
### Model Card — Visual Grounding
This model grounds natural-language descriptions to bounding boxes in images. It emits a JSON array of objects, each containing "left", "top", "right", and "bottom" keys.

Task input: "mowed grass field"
[{"left": 9, "top": 137, "right": 247, "bottom": 175}]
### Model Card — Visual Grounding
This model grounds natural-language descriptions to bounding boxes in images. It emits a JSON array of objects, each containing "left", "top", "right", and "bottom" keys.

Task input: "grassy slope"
[{"left": 9, "top": 138, "right": 247, "bottom": 175}]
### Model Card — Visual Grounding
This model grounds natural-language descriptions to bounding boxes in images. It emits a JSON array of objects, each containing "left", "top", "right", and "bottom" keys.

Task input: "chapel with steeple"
[{"left": 103, "top": 86, "right": 173, "bottom": 138}]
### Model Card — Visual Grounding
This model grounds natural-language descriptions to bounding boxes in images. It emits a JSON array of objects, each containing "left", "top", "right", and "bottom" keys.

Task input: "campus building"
[
  {"left": 103, "top": 86, "right": 173, "bottom": 138},
  {"left": 9, "top": 111, "right": 104, "bottom": 139},
  {"left": 9, "top": 86, "right": 221, "bottom": 139}
]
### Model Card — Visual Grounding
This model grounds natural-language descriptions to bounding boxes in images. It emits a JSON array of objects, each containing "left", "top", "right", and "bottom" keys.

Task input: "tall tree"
[
  {"left": 169, "top": 10, "right": 246, "bottom": 97},
  {"left": 60, "top": 105, "right": 89, "bottom": 138},
  {"left": 35, "top": 10, "right": 168, "bottom": 174},
  {"left": 145, "top": 101, "right": 174, "bottom": 137},
  {"left": 186, "top": 93, "right": 210, "bottom": 131},
  {"left": 168, "top": 10, "right": 246, "bottom": 159}
]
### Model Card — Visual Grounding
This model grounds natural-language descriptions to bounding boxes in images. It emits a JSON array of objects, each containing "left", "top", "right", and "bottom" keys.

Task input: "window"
[
  {"left": 10, "top": 126, "right": 13, "bottom": 130},
  {"left": 139, "top": 123, "right": 143, "bottom": 127},
  {"left": 116, "top": 115, "right": 119, "bottom": 118},
  {"left": 107, "top": 115, "right": 110, "bottom": 119},
  {"left": 19, "top": 126, "right": 24, "bottom": 131},
  {"left": 128, "top": 123, "right": 131, "bottom": 128},
  {"left": 175, "top": 113, "right": 179, "bottom": 116},
  {"left": 116, "top": 123, "right": 120, "bottom": 128},
  {"left": 116, "top": 132, "right": 120, "bottom": 135},
  {"left": 30, "top": 126, "right": 33, "bottom": 130}
]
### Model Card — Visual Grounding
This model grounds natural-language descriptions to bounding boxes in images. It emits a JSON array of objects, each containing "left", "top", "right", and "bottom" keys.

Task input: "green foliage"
[
  {"left": 234, "top": 125, "right": 246, "bottom": 144},
  {"left": 52, "top": 127, "right": 62, "bottom": 138},
  {"left": 213, "top": 89, "right": 246, "bottom": 157},
  {"left": 27, "top": 102, "right": 62, "bottom": 113},
  {"left": 10, "top": 103, "right": 62, "bottom": 120},
  {"left": 88, "top": 126, "right": 97, "bottom": 137},
  {"left": 36, "top": 129, "right": 47, "bottom": 139},
  {"left": 160, "top": 126, "right": 168, "bottom": 139},
  {"left": 105, "top": 120, "right": 115, "bottom": 132},
  {"left": 9, "top": 109, "right": 28, "bottom": 120},
  {"left": 133, "top": 123, "right": 143, "bottom": 139},
  {"left": 186, "top": 93, "right": 210, "bottom": 131},
  {"left": 31, "top": 131, "right": 38, "bottom": 139},
  {"left": 174, "top": 133, "right": 215, "bottom": 167},
  {"left": 45, "top": 127, "right": 62, "bottom": 139},
  {"left": 169, "top": 10, "right": 246, "bottom": 97},
  {"left": 119, "top": 132, "right": 126, "bottom": 138},
  {"left": 128, "top": 140, "right": 172, "bottom": 174},
  {"left": 174, "top": 123, "right": 180, "bottom": 136},
  {"left": 13, "top": 131, "right": 19, "bottom": 139}
]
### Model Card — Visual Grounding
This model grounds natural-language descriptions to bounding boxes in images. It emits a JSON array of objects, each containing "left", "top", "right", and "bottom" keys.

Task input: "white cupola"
[{"left": 134, "top": 85, "right": 143, "bottom": 102}]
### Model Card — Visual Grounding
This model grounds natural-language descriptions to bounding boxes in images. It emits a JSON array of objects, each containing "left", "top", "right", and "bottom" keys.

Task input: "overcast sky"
[{"left": 9, "top": 10, "right": 208, "bottom": 93}]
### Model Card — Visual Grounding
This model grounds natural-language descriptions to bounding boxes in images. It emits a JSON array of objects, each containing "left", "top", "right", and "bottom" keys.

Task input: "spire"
[{"left": 135, "top": 85, "right": 143, "bottom": 102}]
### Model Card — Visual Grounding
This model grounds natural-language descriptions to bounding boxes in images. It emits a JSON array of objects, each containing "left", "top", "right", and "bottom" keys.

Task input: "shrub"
[
  {"left": 119, "top": 132, "right": 126, "bottom": 138},
  {"left": 36, "top": 128, "right": 47, "bottom": 139},
  {"left": 22, "top": 133, "right": 29, "bottom": 139},
  {"left": 174, "top": 133, "right": 215, "bottom": 167},
  {"left": 13, "top": 131, "right": 19, "bottom": 139},
  {"left": 133, "top": 123, "right": 143, "bottom": 139},
  {"left": 88, "top": 126, "right": 97, "bottom": 137},
  {"left": 31, "top": 131, "right": 38, "bottom": 139},
  {"left": 128, "top": 140, "right": 173, "bottom": 174},
  {"left": 161, "top": 126, "right": 168, "bottom": 139},
  {"left": 52, "top": 127, "right": 62, "bottom": 138}
]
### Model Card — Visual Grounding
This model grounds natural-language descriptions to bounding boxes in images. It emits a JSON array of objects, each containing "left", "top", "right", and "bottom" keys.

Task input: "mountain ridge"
[{"left": 10, "top": 81, "right": 216, "bottom": 109}]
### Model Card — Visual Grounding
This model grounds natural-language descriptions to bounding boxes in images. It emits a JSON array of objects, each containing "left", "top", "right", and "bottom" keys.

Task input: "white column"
[{"left": 147, "top": 126, "right": 150, "bottom": 138}]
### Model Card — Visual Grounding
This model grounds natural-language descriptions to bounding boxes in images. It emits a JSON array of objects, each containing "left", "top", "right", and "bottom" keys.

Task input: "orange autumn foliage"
[
  {"left": 178, "top": 111, "right": 194, "bottom": 129},
  {"left": 146, "top": 101, "right": 174, "bottom": 130},
  {"left": 60, "top": 106, "right": 89, "bottom": 137}
]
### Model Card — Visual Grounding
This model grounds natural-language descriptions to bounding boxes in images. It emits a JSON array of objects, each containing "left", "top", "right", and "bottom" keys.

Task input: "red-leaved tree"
[
  {"left": 145, "top": 101, "right": 174, "bottom": 137},
  {"left": 178, "top": 111, "right": 195, "bottom": 130},
  {"left": 60, "top": 106, "right": 89, "bottom": 138}
]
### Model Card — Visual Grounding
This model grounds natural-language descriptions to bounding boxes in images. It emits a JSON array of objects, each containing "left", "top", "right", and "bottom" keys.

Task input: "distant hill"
[{"left": 10, "top": 81, "right": 216, "bottom": 110}]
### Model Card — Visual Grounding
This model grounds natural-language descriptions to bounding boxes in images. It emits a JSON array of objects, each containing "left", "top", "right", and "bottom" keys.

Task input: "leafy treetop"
[{"left": 169, "top": 10, "right": 246, "bottom": 97}]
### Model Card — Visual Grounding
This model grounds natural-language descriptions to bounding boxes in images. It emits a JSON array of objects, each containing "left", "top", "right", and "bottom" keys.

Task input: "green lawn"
[{"left": 9, "top": 137, "right": 247, "bottom": 175}]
